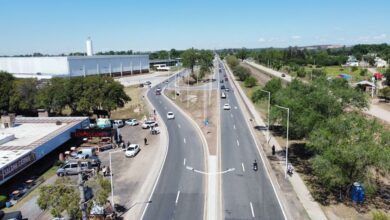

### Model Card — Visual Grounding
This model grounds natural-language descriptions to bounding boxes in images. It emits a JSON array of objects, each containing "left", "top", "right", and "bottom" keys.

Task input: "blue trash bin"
[
  {"left": 351, "top": 182, "right": 365, "bottom": 204},
  {"left": 5, "top": 201, "right": 12, "bottom": 208}
]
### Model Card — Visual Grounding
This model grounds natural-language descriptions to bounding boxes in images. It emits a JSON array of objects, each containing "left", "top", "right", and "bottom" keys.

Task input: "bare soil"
[
  {"left": 165, "top": 89, "right": 218, "bottom": 155},
  {"left": 110, "top": 86, "right": 149, "bottom": 120}
]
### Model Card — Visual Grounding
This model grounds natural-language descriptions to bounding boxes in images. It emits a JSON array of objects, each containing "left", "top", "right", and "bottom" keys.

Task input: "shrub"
[
  {"left": 0, "top": 195, "right": 7, "bottom": 208},
  {"left": 233, "top": 66, "right": 251, "bottom": 81},
  {"left": 297, "top": 68, "right": 306, "bottom": 78},
  {"left": 372, "top": 210, "right": 388, "bottom": 220},
  {"left": 351, "top": 66, "right": 358, "bottom": 72},
  {"left": 244, "top": 76, "right": 257, "bottom": 88}
]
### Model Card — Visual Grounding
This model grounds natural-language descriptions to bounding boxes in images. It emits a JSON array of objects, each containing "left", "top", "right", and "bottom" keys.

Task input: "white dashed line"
[
  {"left": 233, "top": 124, "right": 236, "bottom": 129},
  {"left": 183, "top": 158, "right": 186, "bottom": 165},
  {"left": 164, "top": 106, "right": 167, "bottom": 110},
  {"left": 250, "top": 202, "right": 255, "bottom": 218},
  {"left": 176, "top": 191, "right": 180, "bottom": 204},
  {"left": 242, "top": 163, "right": 245, "bottom": 172},
  {"left": 159, "top": 101, "right": 162, "bottom": 104},
  {"left": 237, "top": 139, "right": 240, "bottom": 147},
  {"left": 184, "top": 138, "right": 186, "bottom": 144},
  {"left": 178, "top": 124, "right": 181, "bottom": 128},
  {"left": 231, "top": 113, "right": 233, "bottom": 118}
]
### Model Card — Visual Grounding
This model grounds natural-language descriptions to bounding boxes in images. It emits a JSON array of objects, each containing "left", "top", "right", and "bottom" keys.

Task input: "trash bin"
[
  {"left": 5, "top": 201, "right": 12, "bottom": 208},
  {"left": 351, "top": 182, "right": 365, "bottom": 204}
]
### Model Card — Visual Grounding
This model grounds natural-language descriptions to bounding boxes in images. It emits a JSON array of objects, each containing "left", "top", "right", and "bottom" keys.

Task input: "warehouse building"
[
  {"left": 0, "top": 38, "right": 150, "bottom": 79},
  {"left": 0, "top": 115, "right": 89, "bottom": 185}
]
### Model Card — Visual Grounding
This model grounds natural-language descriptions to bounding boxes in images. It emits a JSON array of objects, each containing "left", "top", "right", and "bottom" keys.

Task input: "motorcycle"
[{"left": 253, "top": 161, "right": 258, "bottom": 171}]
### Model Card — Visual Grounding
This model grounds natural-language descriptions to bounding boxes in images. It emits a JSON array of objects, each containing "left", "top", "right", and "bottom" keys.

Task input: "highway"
[
  {"left": 218, "top": 60, "right": 286, "bottom": 220},
  {"left": 142, "top": 71, "right": 205, "bottom": 220}
]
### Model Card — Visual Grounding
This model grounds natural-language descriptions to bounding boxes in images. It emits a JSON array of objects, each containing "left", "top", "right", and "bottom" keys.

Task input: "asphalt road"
[
  {"left": 142, "top": 70, "right": 205, "bottom": 220},
  {"left": 218, "top": 61, "right": 285, "bottom": 220}
]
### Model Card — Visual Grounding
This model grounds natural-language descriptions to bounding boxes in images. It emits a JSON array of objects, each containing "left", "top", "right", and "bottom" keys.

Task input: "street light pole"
[
  {"left": 109, "top": 152, "right": 114, "bottom": 208},
  {"left": 275, "top": 105, "right": 289, "bottom": 179},
  {"left": 259, "top": 89, "right": 271, "bottom": 142}
]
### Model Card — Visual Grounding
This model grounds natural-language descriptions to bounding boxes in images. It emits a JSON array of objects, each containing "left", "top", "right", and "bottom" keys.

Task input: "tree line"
[
  {"left": 181, "top": 48, "right": 214, "bottom": 81},
  {"left": 226, "top": 55, "right": 257, "bottom": 88},
  {"left": 0, "top": 71, "right": 130, "bottom": 116},
  {"left": 251, "top": 76, "right": 389, "bottom": 198}
]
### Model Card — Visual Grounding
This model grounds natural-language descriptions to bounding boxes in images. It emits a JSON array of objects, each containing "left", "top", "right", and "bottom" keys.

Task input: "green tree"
[
  {"left": 36, "top": 77, "right": 70, "bottom": 114},
  {"left": 0, "top": 71, "right": 14, "bottom": 113},
  {"left": 37, "top": 178, "right": 81, "bottom": 218},
  {"left": 307, "top": 113, "right": 390, "bottom": 196},
  {"left": 9, "top": 78, "right": 38, "bottom": 113},
  {"left": 233, "top": 66, "right": 251, "bottom": 81},
  {"left": 170, "top": 48, "right": 180, "bottom": 59},
  {"left": 251, "top": 78, "right": 282, "bottom": 103},
  {"left": 226, "top": 55, "right": 239, "bottom": 68},
  {"left": 181, "top": 48, "right": 198, "bottom": 73},
  {"left": 244, "top": 76, "right": 257, "bottom": 88},
  {"left": 237, "top": 48, "right": 248, "bottom": 60},
  {"left": 384, "top": 68, "right": 390, "bottom": 86},
  {"left": 379, "top": 87, "right": 390, "bottom": 98}
]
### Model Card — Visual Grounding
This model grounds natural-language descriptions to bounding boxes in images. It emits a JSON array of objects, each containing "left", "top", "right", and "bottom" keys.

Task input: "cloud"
[
  {"left": 291, "top": 35, "right": 301, "bottom": 40},
  {"left": 258, "top": 38, "right": 266, "bottom": 42}
]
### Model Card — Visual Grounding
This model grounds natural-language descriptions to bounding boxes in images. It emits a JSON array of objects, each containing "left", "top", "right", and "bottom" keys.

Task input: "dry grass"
[
  {"left": 165, "top": 88, "right": 218, "bottom": 155},
  {"left": 110, "top": 86, "right": 150, "bottom": 120}
]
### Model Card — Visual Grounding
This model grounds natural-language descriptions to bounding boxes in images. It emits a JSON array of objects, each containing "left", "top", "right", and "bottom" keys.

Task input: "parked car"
[
  {"left": 223, "top": 103, "right": 231, "bottom": 110},
  {"left": 142, "top": 120, "right": 158, "bottom": 129},
  {"left": 144, "top": 81, "right": 152, "bottom": 85},
  {"left": 125, "top": 119, "right": 139, "bottom": 126},
  {"left": 167, "top": 112, "right": 175, "bottom": 119},
  {"left": 155, "top": 88, "right": 162, "bottom": 95},
  {"left": 71, "top": 147, "right": 97, "bottom": 159},
  {"left": 0, "top": 210, "right": 23, "bottom": 220},
  {"left": 112, "top": 120, "right": 124, "bottom": 128},
  {"left": 56, "top": 161, "right": 92, "bottom": 176},
  {"left": 125, "top": 144, "right": 140, "bottom": 157}
]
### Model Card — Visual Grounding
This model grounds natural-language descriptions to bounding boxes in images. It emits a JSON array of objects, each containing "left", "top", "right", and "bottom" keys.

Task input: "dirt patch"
[
  {"left": 165, "top": 89, "right": 218, "bottom": 155},
  {"left": 110, "top": 86, "right": 149, "bottom": 120}
]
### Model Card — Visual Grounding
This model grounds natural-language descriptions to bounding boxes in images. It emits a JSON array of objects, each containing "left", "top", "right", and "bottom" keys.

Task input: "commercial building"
[
  {"left": 0, "top": 38, "right": 150, "bottom": 79},
  {"left": 0, "top": 55, "right": 150, "bottom": 79},
  {"left": 0, "top": 115, "right": 89, "bottom": 185}
]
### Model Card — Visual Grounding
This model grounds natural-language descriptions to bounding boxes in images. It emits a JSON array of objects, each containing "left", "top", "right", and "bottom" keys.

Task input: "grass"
[
  {"left": 305, "top": 66, "right": 371, "bottom": 82},
  {"left": 110, "top": 86, "right": 150, "bottom": 120}
]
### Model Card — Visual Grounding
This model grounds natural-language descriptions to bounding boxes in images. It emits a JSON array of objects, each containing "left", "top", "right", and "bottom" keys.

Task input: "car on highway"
[
  {"left": 125, "top": 119, "right": 139, "bottom": 126},
  {"left": 223, "top": 103, "right": 231, "bottom": 110},
  {"left": 167, "top": 112, "right": 175, "bottom": 119},
  {"left": 225, "top": 87, "right": 230, "bottom": 92},
  {"left": 221, "top": 92, "right": 226, "bottom": 99},
  {"left": 142, "top": 120, "right": 158, "bottom": 129},
  {"left": 125, "top": 144, "right": 140, "bottom": 157},
  {"left": 155, "top": 88, "right": 162, "bottom": 95},
  {"left": 144, "top": 81, "right": 152, "bottom": 85},
  {"left": 220, "top": 79, "right": 224, "bottom": 83},
  {"left": 221, "top": 85, "right": 226, "bottom": 90}
]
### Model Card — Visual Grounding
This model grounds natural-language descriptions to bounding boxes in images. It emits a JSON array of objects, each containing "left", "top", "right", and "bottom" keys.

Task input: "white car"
[
  {"left": 142, "top": 120, "right": 158, "bottom": 129},
  {"left": 167, "top": 112, "right": 175, "bottom": 119},
  {"left": 125, "top": 119, "right": 139, "bottom": 126},
  {"left": 223, "top": 103, "right": 231, "bottom": 110},
  {"left": 125, "top": 144, "right": 140, "bottom": 157}
]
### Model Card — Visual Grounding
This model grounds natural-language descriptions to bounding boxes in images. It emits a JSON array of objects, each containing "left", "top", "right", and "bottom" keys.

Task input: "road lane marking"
[
  {"left": 242, "top": 163, "right": 245, "bottom": 172},
  {"left": 184, "top": 138, "right": 186, "bottom": 144},
  {"left": 231, "top": 113, "right": 233, "bottom": 118},
  {"left": 237, "top": 139, "right": 240, "bottom": 147},
  {"left": 159, "top": 100, "right": 162, "bottom": 104},
  {"left": 164, "top": 106, "right": 167, "bottom": 110},
  {"left": 175, "top": 191, "right": 180, "bottom": 204},
  {"left": 183, "top": 158, "right": 186, "bottom": 165},
  {"left": 233, "top": 124, "right": 236, "bottom": 129},
  {"left": 250, "top": 202, "right": 255, "bottom": 218},
  {"left": 178, "top": 124, "right": 181, "bottom": 128}
]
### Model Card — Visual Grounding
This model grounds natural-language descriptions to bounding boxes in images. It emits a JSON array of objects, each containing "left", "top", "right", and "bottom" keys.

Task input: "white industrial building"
[{"left": 0, "top": 38, "right": 150, "bottom": 79}]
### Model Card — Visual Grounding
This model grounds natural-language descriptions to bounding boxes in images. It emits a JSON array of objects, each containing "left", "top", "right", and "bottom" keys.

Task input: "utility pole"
[{"left": 78, "top": 161, "right": 88, "bottom": 220}]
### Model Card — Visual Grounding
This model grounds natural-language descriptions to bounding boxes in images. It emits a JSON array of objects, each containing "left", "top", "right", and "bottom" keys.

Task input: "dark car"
[
  {"left": 0, "top": 210, "right": 23, "bottom": 220},
  {"left": 144, "top": 81, "right": 152, "bottom": 85},
  {"left": 220, "top": 80, "right": 224, "bottom": 83},
  {"left": 155, "top": 88, "right": 161, "bottom": 95},
  {"left": 221, "top": 85, "right": 226, "bottom": 90}
]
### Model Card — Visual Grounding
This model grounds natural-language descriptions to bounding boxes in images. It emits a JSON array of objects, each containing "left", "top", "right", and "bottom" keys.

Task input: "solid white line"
[
  {"left": 250, "top": 202, "right": 255, "bottom": 218},
  {"left": 183, "top": 158, "right": 186, "bottom": 165},
  {"left": 175, "top": 190, "right": 180, "bottom": 204},
  {"left": 236, "top": 139, "right": 240, "bottom": 147},
  {"left": 184, "top": 138, "right": 186, "bottom": 144},
  {"left": 242, "top": 163, "right": 245, "bottom": 172}
]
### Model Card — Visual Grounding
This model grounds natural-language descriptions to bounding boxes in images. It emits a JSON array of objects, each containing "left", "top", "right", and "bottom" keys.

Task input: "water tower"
[{"left": 86, "top": 37, "right": 94, "bottom": 56}]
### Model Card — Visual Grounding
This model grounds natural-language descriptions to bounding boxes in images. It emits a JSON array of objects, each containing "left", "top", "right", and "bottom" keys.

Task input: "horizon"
[{"left": 1, "top": 0, "right": 389, "bottom": 55}]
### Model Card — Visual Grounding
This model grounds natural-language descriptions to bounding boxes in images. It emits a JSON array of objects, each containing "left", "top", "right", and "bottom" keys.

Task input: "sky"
[{"left": 1, "top": 0, "right": 390, "bottom": 55}]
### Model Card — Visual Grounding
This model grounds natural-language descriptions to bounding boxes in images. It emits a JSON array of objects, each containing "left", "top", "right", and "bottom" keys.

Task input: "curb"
[{"left": 162, "top": 78, "right": 211, "bottom": 220}]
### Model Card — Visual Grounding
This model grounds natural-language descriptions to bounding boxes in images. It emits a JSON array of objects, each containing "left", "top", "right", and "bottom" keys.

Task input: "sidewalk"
[{"left": 224, "top": 61, "right": 328, "bottom": 220}]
